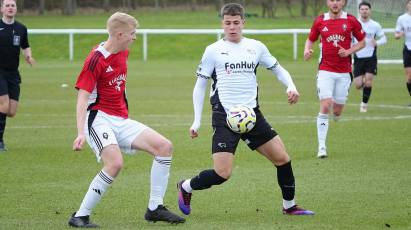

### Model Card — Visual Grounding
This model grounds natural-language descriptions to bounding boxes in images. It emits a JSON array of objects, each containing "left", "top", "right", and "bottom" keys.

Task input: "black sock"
[
  {"left": 190, "top": 169, "right": 227, "bottom": 190},
  {"left": 0, "top": 113, "right": 6, "bottom": 142},
  {"left": 363, "top": 86, "right": 372, "bottom": 103},
  {"left": 276, "top": 161, "right": 295, "bottom": 201},
  {"left": 407, "top": 82, "right": 411, "bottom": 96}
]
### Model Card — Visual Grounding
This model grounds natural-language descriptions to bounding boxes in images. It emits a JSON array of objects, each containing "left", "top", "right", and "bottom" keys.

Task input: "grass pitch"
[{"left": 0, "top": 59, "right": 410, "bottom": 229}]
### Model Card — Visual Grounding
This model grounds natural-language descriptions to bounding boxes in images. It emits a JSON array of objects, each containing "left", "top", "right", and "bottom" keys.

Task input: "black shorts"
[
  {"left": 403, "top": 46, "right": 411, "bottom": 68},
  {"left": 353, "top": 56, "right": 377, "bottom": 77},
  {"left": 211, "top": 103, "right": 277, "bottom": 154},
  {"left": 0, "top": 70, "right": 21, "bottom": 101}
]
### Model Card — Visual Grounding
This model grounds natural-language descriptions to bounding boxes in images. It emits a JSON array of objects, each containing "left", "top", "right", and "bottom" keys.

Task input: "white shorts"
[
  {"left": 316, "top": 70, "right": 352, "bottom": 104},
  {"left": 85, "top": 110, "right": 148, "bottom": 162}
]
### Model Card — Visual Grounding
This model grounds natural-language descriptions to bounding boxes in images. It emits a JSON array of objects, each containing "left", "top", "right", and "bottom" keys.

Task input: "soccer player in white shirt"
[
  {"left": 177, "top": 3, "right": 314, "bottom": 217},
  {"left": 353, "top": 1, "right": 387, "bottom": 112},
  {"left": 395, "top": 0, "right": 411, "bottom": 105}
]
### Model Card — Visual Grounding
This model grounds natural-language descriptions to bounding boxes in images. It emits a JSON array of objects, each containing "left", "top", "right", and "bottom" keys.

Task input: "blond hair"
[{"left": 106, "top": 12, "right": 139, "bottom": 36}]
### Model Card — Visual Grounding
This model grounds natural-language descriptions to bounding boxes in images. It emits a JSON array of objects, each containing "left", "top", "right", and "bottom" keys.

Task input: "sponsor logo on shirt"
[
  {"left": 224, "top": 61, "right": 257, "bottom": 74},
  {"left": 109, "top": 74, "right": 126, "bottom": 92},
  {"left": 326, "top": 34, "right": 346, "bottom": 47}
]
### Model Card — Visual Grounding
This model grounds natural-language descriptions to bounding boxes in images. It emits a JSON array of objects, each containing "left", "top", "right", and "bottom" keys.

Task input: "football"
[{"left": 226, "top": 105, "right": 256, "bottom": 134}]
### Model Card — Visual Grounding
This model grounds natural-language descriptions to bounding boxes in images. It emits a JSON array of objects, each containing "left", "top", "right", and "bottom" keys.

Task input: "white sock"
[
  {"left": 317, "top": 113, "right": 329, "bottom": 150},
  {"left": 283, "top": 199, "right": 296, "bottom": 210},
  {"left": 148, "top": 156, "right": 171, "bottom": 211},
  {"left": 182, "top": 179, "right": 193, "bottom": 193},
  {"left": 75, "top": 170, "right": 113, "bottom": 217}
]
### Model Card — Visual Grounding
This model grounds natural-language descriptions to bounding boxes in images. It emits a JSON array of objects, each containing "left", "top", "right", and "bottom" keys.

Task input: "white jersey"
[
  {"left": 396, "top": 13, "right": 411, "bottom": 50},
  {"left": 196, "top": 37, "right": 278, "bottom": 110},
  {"left": 354, "top": 18, "right": 386, "bottom": 58}
]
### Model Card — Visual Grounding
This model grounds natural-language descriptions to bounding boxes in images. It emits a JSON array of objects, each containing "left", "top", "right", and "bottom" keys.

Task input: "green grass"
[{"left": 0, "top": 59, "right": 410, "bottom": 229}]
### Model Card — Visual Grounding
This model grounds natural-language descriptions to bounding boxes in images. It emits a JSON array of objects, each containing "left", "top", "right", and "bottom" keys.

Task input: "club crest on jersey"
[
  {"left": 342, "top": 24, "right": 347, "bottom": 31},
  {"left": 109, "top": 74, "right": 126, "bottom": 92},
  {"left": 246, "top": 49, "right": 256, "bottom": 55},
  {"left": 326, "top": 34, "right": 345, "bottom": 47}
]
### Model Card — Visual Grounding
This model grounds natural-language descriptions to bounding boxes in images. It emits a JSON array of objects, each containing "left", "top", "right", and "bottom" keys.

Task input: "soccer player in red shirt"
[
  {"left": 68, "top": 12, "right": 184, "bottom": 228},
  {"left": 304, "top": 0, "right": 365, "bottom": 158}
]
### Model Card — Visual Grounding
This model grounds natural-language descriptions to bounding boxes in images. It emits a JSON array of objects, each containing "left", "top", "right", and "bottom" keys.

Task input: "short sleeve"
[
  {"left": 375, "top": 22, "right": 385, "bottom": 38},
  {"left": 395, "top": 16, "right": 403, "bottom": 33},
  {"left": 352, "top": 17, "right": 365, "bottom": 41},
  {"left": 258, "top": 41, "right": 278, "bottom": 69},
  {"left": 308, "top": 17, "right": 321, "bottom": 42},
  {"left": 20, "top": 26, "right": 29, "bottom": 49},
  {"left": 75, "top": 54, "right": 102, "bottom": 93},
  {"left": 196, "top": 46, "right": 215, "bottom": 79}
]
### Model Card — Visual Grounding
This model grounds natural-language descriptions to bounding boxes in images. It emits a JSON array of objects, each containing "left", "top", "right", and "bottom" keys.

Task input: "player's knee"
[
  {"left": 214, "top": 167, "right": 232, "bottom": 180},
  {"left": 107, "top": 158, "right": 124, "bottom": 175},
  {"left": 7, "top": 111, "right": 16, "bottom": 117},
  {"left": 156, "top": 139, "right": 173, "bottom": 157}
]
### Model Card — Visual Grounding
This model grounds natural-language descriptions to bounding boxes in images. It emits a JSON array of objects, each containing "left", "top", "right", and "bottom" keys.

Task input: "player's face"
[
  {"left": 1, "top": 0, "right": 17, "bottom": 18},
  {"left": 327, "top": 0, "right": 345, "bottom": 15},
  {"left": 118, "top": 26, "right": 137, "bottom": 50},
  {"left": 222, "top": 15, "right": 244, "bottom": 43},
  {"left": 359, "top": 5, "right": 370, "bottom": 20}
]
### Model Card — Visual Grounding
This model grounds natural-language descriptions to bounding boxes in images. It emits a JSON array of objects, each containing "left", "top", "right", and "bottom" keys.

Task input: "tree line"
[{"left": 16, "top": 0, "right": 326, "bottom": 17}]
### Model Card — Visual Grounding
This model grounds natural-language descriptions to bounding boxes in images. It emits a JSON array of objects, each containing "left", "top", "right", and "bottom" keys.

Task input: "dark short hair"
[
  {"left": 220, "top": 3, "right": 245, "bottom": 19},
  {"left": 358, "top": 1, "right": 371, "bottom": 9}
]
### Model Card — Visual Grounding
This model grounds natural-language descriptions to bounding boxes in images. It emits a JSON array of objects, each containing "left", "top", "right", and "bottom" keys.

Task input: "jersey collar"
[
  {"left": 324, "top": 11, "right": 347, "bottom": 20},
  {"left": 96, "top": 43, "right": 111, "bottom": 59}
]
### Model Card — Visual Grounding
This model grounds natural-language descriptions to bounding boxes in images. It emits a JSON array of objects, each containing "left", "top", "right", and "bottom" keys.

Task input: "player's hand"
[
  {"left": 189, "top": 121, "right": 200, "bottom": 138},
  {"left": 304, "top": 49, "right": 313, "bottom": 61},
  {"left": 337, "top": 45, "right": 350, "bottom": 57},
  {"left": 394, "top": 31, "right": 404, "bottom": 40},
  {"left": 371, "top": 39, "right": 377, "bottom": 47},
  {"left": 287, "top": 90, "right": 300, "bottom": 105},
  {"left": 73, "top": 134, "right": 86, "bottom": 151},
  {"left": 25, "top": 56, "right": 35, "bottom": 66},
  {"left": 189, "top": 128, "right": 199, "bottom": 139}
]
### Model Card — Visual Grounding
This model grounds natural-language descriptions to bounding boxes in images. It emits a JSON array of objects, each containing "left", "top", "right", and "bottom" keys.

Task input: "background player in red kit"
[
  {"left": 303, "top": 0, "right": 365, "bottom": 158},
  {"left": 68, "top": 12, "right": 184, "bottom": 228}
]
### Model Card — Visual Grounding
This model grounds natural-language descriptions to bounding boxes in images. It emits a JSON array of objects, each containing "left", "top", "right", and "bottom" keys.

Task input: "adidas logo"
[
  {"left": 92, "top": 188, "right": 101, "bottom": 195},
  {"left": 106, "top": 65, "right": 113, "bottom": 73},
  {"left": 322, "top": 26, "right": 328, "bottom": 32}
]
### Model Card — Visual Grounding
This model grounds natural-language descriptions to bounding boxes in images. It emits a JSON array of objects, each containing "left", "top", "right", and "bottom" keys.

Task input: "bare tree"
[
  {"left": 300, "top": 0, "right": 309, "bottom": 17},
  {"left": 63, "top": 0, "right": 77, "bottom": 15},
  {"left": 190, "top": 0, "right": 198, "bottom": 11},
  {"left": 103, "top": 0, "right": 110, "bottom": 12},
  {"left": 260, "top": 0, "right": 277, "bottom": 18},
  {"left": 312, "top": 0, "right": 322, "bottom": 16},
  {"left": 285, "top": 0, "right": 293, "bottom": 17},
  {"left": 39, "top": 0, "right": 46, "bottom": 15}
]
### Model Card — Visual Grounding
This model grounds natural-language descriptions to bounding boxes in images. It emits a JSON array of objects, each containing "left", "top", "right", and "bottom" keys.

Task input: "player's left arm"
[
  {"left": 373, "top": 23, "right": 387, "bottom": 47},
  {"left": 269, "top": 62, "right": 299, "bottom": 105},
  {"left": 339, "top": 18, "right": 366, "bottom": 57},
  {"left": 21, "top": 26, "right": 35, "bottom": 66},
  {"left": 22, "top": 48, "right": 35, "bottom": 66}
]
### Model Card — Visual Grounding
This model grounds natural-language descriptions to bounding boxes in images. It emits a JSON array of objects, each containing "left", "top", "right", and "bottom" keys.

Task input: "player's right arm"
[
  {"left": 73, "top": 89, "right": 90, "bottom": 151},
  {"left": 395, "top": 16, "right": 404, "bottom": 40},
  {"left": 190, "top": 46, "right": 215, "bottom": 138},
  {"left": 304, "top": 39, "right": 315, "bottom": 61},
  {"left": 304, "top": 17, "right": 320, "bottom": 61}
]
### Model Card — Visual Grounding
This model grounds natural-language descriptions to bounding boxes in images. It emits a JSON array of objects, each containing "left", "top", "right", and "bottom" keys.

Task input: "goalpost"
[{"left": 345, "top": 0, "right": 407, "bottom": 64}]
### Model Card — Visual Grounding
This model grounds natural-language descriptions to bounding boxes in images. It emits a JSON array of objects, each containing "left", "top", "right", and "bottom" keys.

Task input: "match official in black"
[{"left": 0, "top": 0, "right": 35, "bottom": 151}]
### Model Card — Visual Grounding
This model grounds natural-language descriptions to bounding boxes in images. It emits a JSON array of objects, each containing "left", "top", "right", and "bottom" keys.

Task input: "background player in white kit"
[
  {"left": 68, "top": 12, "right": 184, "bottom": 228},
  {"left": 177, "top": 3, "right": 314, "bottom": 217},
  {"left": 304, "top": 0, "right": 365, "bottom": 158},
  {"left": 395, "top": 0, "right": 411, "bottom": 105},
  {"left": 353, "top": 1, "right": 386, "bottom": 113}
]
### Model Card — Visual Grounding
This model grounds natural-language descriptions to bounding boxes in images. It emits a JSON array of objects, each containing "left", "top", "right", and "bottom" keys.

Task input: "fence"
[{"left": 28, "top": 28, "right": 399, "bottom": 63}]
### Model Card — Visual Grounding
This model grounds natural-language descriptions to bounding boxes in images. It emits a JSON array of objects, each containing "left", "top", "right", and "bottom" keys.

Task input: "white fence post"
[
  {"left": 143, "top": 32, "right": 148, "bottom": 62},
  {"left": 69, "top": 32, "right": 74, "bottom": 61},
  {"left": 293, "top": 32, "right": 297, "bottom": 60}
]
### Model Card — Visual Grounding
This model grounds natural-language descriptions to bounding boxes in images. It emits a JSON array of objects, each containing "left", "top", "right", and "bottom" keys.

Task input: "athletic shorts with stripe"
[
  {"left": 211, "top": 103, "right": 277, "bottom": 154},
  {"left": 85, "top": 110, "right": 148, "bottom": 162}
]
